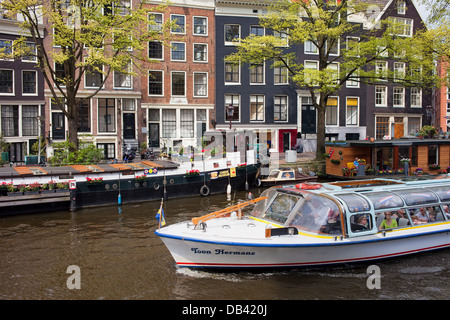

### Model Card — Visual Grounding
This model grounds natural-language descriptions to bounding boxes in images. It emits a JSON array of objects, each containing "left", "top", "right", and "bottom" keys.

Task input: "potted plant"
[
  {"left": 185, "top": 169, "right": 200, "bottom": 177},
  {"left": 7, "top": 182, "right": 18, "bottom": 195},
  {"left": 237, "top": 163, "right": 246, "bottom": 170},
  {"left": 429, "top": 164, "right": 440, "bottom": 170},
  {"left": 135, "top": 175, "right": 147, "bottom": 183},
  {"left": 415, "top": 168, "right": 423, "bottom": 175},
  {"left": 331, "top": 159, "right": 341, "bottom": 165}
]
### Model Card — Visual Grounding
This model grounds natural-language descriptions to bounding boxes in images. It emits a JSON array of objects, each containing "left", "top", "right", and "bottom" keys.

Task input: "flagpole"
[{"left": 158, "top": 198, "right": 163, "bottom": 229}]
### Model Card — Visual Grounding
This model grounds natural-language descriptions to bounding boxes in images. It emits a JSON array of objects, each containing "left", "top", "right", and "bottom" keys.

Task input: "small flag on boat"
[{"left": 155, "top": 204, "right": 166, "bottom": 227}]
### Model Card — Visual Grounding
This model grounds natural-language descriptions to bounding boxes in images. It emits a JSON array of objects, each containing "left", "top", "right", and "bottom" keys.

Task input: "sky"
[{"left": 412, "top": 0, "right": 431, "bottom": 24}]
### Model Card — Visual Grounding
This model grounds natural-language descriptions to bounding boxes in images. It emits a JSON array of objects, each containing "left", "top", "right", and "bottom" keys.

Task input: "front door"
[
  {"left": 301, "top": 105, "right": 316, "bottom": 134},
  {"left": 394, "top": 117, "right": 404, "bottom": 139},
  {"left": 123, "top": 113, "right": 135, "bottom": 140},
  {"left": 149, "top": 123, "right": 160, "bottom": 148},
  {"left": 52, "top": 113, "right": 65, "bottom": 140}
]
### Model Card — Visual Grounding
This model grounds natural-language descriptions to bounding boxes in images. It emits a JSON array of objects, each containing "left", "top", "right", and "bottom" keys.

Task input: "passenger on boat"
[
  {"left": 379, "top": 211, "right": 398, "bottom": 230},
  {"left": 416, "top": 208, "right": 429, "bottom": 223},
  {"left": 393, "top": 209, "right": 406, "bottom": 222},
  {"left": 357, "top": 215, "right": 369, "bottom": 228}
]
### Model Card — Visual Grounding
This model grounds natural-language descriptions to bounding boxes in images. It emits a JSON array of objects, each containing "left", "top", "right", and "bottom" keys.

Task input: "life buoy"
[
  {"left": 200, "top": 185, "right": 210, "bottom": 197},
  {"left": 295, "top": 183, "right": 321, "bottom": 190},
  {"left": 254, "top": 178, "right": 261, "bottom": 187}
]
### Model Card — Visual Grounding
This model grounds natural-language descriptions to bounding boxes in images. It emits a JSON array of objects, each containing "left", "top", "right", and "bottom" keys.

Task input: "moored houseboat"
[
  {"left": 156, "top": 176, "right": 450, "bottom": 269},
  {"left": 0, "top": 151, "right": 260, "bottom": 215},
  {"left": 260, "top": 168, "right": 318, "bottom": 187}
]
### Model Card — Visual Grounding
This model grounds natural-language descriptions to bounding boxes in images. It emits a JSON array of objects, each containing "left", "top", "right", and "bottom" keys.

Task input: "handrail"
[{"left": 192, "top": 196, "right": 268, "bottom": 225}]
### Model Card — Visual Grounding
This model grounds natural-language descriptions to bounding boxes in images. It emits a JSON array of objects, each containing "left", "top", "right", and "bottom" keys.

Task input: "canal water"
[{"left": 1, "top": 189, "right": 450, "bottom": 300}]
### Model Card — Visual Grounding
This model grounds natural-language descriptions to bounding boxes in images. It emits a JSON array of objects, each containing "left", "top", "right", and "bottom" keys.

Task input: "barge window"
[
  {"left": 251, "top": 188, "right": 278, "bottom": 218},
  {"left": 394, "top": 188, "right": 438, "bottom": 206},
  {"left": 334, "top": 193, "right": 370, "bottom": 212},
  {"left": 287, "top": 195, "right": 342, "bottom": 235},
  {"left": 364, "top": 192, "right": 404, "bottom": 209},
  {"left": 350, "top": 213, "right": 373, "bottom": 233},
  {"left": 409, "top": 206, "right": 445, "bottom": 225},
  {"left": 429, "top": 186, "right": 450, "bottom": 202},
  {"left": 376, "top": 209, "right": 411, "bottom": 230},
  {"left": 262, "top": 193, "right": 300, "bottom": 224}
]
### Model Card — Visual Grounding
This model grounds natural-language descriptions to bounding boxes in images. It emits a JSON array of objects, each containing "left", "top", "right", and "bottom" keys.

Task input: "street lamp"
[{"left": 226, "top": 104, "right": 235, "bottom": 130}]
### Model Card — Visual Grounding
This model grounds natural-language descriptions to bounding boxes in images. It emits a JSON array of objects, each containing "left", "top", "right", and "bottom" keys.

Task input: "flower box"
[
  {"left": 135, "top": 175, "right": 147, "bottom": 183},
  {"left": 185, "top": 169, "right": 200, "bottom": 177},
  {"left": 86, "top": 177, "right": 104, "bottom": 184}
]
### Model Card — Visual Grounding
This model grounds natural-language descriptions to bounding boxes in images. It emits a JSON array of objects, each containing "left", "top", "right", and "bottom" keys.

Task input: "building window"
[
  {"left": 250, "top": 25, "right": 264, "bottom": 36},
  {"left": 0, "top": 69, "right": 13, "bottom": 93},
  {"left": 180, "top": 109, "right": 194, "bottom": 138},
  {"left": 225, "top": 60, "right": 240, "bottom": 84},
  {"left": 171, "top": 42, "right": 185, "bottom": 61},
  {"left": 393, "top": 87, "right": 405, "bottom": 107},
  {"left": 171, "top": 71, "right": 185, "bottom": 96},
  {"left": 411, "top": 88, "right": 422, "bottom": 107},
  {"left": 376, "top": 116, "right": 390, "bottom": 140},
  {"left": 274, "top": 96, "right": 288, "bottom": 121},
  {"left": 393, "top": 62, "right": 405, "bottom": 81},
  {"left": 22, "top": 105, "right": 38, "bottom": 136},
  {"left": 85, "top": 63, "right": 103, "bottom": 88},
  {"left": 148, "top": 70, "right": 163, "bottom": 95},
  {"left": 98, "top": 98, "right": 115, "bottom": 133},
  {"left": 1, "top": 105, "right": 18, "bottom": 137},
  {"left": 428, "top": 145, "right": 438, "bottom": 166},
  {"left": 162, "top": 109, "right": 176, "bottom": 138},
  {"left": 193, "top": 72, "right": 207, "bottom": 97},
  {"left": 193, "top": 17, "right": 207, "bottom": 35},
  {"left": 250, "top": 95, "right": 264, "bottom": 121},
  {"left": 148, "top": 41, "right": 163, "bottom": 60},
  {"left": 225, "top": 94, "right": 240, "bottom": 121},
  {"left": 149, "top": 13, "right": 163, "bottom": 32},
  {"left": 0, "top": 39, "right": 12, "bottom": 58},
  {"left": 375, "top": 61, "right": 388, "bottom": 81},
  {"left": 346, "top": 68, "right": 359, "bottom": 87},
  {"left": 346, "top": 36, "right": 360, "bottom": 57},
  {"left": 304, "top": 39, "right": 318, "bottom": 54},
  {"left": 346, "top": 97, "right": 358, "bottom": 126},
  {"left": 76, "top": 98, "right": 90, "bottom": 132},
  {"left": 171, "top": 14, "right": 185, "bottom": 34},
  {"left": 328, "top": 38, "right": 339, "bottom": 55},
  {"left": 274, "top": 60, "right": 288, "bottom": 84},
  {"left": 304, "top": 60, "right": 319, "bottom": 85},
  {"left": 408, "top": 117, "right": 421, "bottom": 135},
  {"left": 375, "top": 86, "right": 387, "bottom": 106},
  {"left": 273, "top": 29, "right": 288, "bottom": 46},
  {"left": 225, "top": 24, "right": 240, "bottom": 44},
  {"left": 390, "top": 17, "right": 413, "bottom": 37},
  {"left": 22, "top": 70, "right": 37, "bottom": 94},
  {"left": 250, "top": 63, "right": 264, "bottom": 84},
  {"left": 397, "top": 0, "right": 406, "bottom": 14},
  {"left": 193, "top": 43, "right": 207, "bottom": 62},
  {"left": 114, "top": 60, "right": 132, "bottom": 89},
  {"left": 326, "top": 97, "right": 338, "bottom": 126},
  {"left": 55, "top": 62, "right": 66, "bottom": 87},
  {"left": 97, "top": 143, "right": 115, "bottom": 159},
  {"left": 22, "top": 42, "right": 37, "bottom": 62}
]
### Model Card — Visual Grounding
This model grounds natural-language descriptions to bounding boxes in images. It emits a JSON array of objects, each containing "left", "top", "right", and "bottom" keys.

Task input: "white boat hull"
[{"left": 156, "top": 219, "right": 450, "bottom": 268}]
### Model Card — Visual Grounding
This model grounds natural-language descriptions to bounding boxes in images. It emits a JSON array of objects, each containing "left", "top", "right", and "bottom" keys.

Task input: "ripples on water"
[{"left": 1, "top": 190, "right": 450, "bottom": 300}]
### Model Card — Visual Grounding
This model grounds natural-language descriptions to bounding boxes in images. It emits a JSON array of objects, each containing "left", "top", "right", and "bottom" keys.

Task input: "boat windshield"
[{"left": 251, "top": 189, "right": 342, "bottom": 235}]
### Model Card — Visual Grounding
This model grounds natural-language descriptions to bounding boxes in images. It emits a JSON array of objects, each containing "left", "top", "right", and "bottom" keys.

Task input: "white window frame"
[
  {"left": 325, "top": 96, "right": 339, "bottom": 127},
  {"left": 346, "top": 68, "right": 360, "bottom": 88},
  {"left": 171, "top": 71, "right": 186, "bottom": 97},
  {"left": 328, "top": 38, "right": 340, "bottom": 56},
  {"left": 346, "top": 97, "right": 359, "bottom": 126},
  {"left": 148, "top": 40, "right": 164, "bottom": 60},
  {"left": 410, "top": 87, "right": 422, "bottom": 108},
  {"left": 250, "top": 62, "right": 265, "bottom": 85},
  {"left": 148, "top": 12, "right": 163, "bottom": 33},
  {"left": 398, "top": 0, "right": 406, "bottom": 14},
  {"left": 393, "top": 87, "right": 405, "bottom": 107},
  {"left": 193, "top": 43, "right": 208, "bottom": 63},
  {"left": 250, "top": 95, "right": 265, "bottom": 122},
  {"left": 304, "top": 60, "right": 319, "bottom": 86},
  {"left": 393, "top": 62, "right": 405, "bottom": 82},
  {"left": 375, "top": 86, "right": 387, "bottom": 107},
  {"left": 304, "top": 39, "right": 318, "bottom": 54},
  {"left": 170, "top": 41, "right": 186, "bottom": 62},
  {"left": 0, "top": 69, "right": 14, "bottom": 95},
  {"left": 346, "top": 36, "right": 360, "bottom": 57},
  {"left": 224, "top": 24, "right": 241, "bottom": 45},
  {"left": 22, "top": 70, "right": 37, "bottom": 96},
  {"left": 193, "top": 16, "right": 208, "bottom": 36},
  {"left": 113, "top": 60, "right": 132, "bottom": 89},
  {"left": 224, "top": 59, "right": 240, "bottom": 85},
  {"left": 375, "top": 60, "right": 388, "bottom": 81},
  {"left": 84, "top": 62, "right": 104, "bottom": 89},
  {"left": 225, "top": 94, "right": 240, "bottom": 123},
  {"left": 390, "top": 17, "right": 413, "bottom": 37},
  {"left": 148, "top": 70, "right": 164, "bottom": 97},
  {"left": 193, "top": 72, "right": 208, "bottom": 98},
  {"left": 170, "top": 14, "right": 186, "bottom": 34},
  {"left": 22, "top": 42, "right": 37, "bottom": 63},
  {"left": 274, "top": 95, "right": 288, "bottom": 122}
]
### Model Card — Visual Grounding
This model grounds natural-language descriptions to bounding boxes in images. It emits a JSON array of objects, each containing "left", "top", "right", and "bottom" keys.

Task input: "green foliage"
[{"left": 48, "top": 141, "right": 104, "bottom": 166}]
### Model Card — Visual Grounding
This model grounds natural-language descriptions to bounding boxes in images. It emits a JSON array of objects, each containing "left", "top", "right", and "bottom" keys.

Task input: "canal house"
[{"left": 325, "top": 137, "right": 450, "bottom": 178}]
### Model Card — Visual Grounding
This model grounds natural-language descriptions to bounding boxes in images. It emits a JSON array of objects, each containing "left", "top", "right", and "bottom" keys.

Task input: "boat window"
[
  {"left": 429, "top": 186, "right": 450, "bottom": 202},
  {"left": 442, "top": 204, "right": 450, "bottom": 220},
  {"left": 376, "top": 209, "right": 411, "bottom": 230},
  {"left": 394, "top": 188, "right": 438, "bottom": 206},
  {"left": 251, "top": 188, "right": 278, "bottom": 218},
  {"left": 334, "top": 193, "right": 370, "bottom": 212},
  {"left": 409, "top": 206, "right": 446, "bottom": 225},
  {"left": 349, "top": 213, "right": 373, "bottom": 233},
  {"left": 364, "top": 192, "right": 404, "bottom": 210},
  {"left": 261, "top": 193, "right": 300, "bottom": 224},
  {"left": 268, "top": 171, "right": 279, "bottom": 179},
  {"left": 286, "top": 194, "right": 342, "bottom": 235}
]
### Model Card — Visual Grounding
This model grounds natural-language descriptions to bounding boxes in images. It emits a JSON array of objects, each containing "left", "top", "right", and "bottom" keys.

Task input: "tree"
[
  {"left": 1, "top": 0, "right": 172, "bottom": 149},
  {"left": 226, "top": 0, "right": 436, "bottom": 160}
]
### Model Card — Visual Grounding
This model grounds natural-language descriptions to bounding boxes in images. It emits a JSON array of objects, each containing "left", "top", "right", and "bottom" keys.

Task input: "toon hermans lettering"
[{"left": 191, "top": 248, "right": 255, "bottom": 255}]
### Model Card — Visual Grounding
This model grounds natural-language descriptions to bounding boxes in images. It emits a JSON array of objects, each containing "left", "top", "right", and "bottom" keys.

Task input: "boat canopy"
[{"left": 251, "top": 188, "right": 343, "bottom": 235}]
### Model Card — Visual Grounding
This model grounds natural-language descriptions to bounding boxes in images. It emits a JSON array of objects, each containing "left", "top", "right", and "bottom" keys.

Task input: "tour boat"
[
  {"left": 155, "top": 176, "right": 450, "bottom": 269},
  {"left": 259, "top": 168, "right": 318, "bottom": 187}
]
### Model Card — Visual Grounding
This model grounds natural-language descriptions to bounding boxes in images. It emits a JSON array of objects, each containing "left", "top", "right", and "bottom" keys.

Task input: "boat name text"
[{"left": 191, "top": 248, "right": 255, "bottom": 255}]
